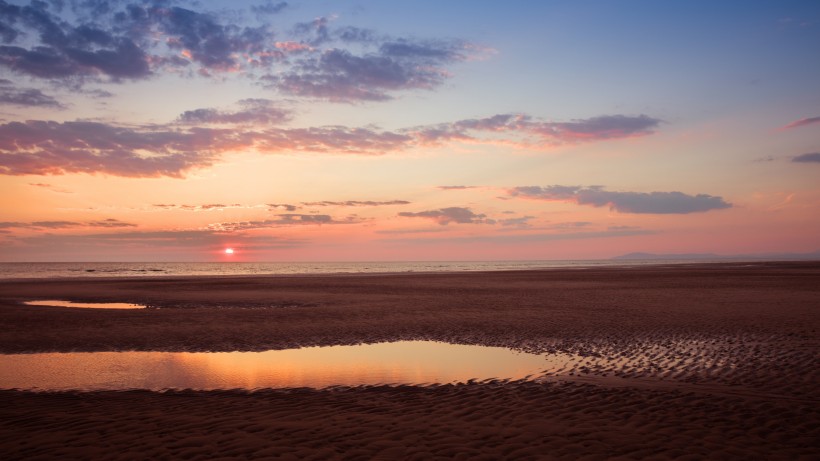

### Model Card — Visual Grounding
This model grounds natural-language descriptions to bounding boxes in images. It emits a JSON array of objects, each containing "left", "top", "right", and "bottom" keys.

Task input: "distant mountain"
[
  {"left": 612, "top": 250, "right": 820, "bottom": 261},
  {"left": 612, "top": 252, "right": 720, "bottom": 260}
]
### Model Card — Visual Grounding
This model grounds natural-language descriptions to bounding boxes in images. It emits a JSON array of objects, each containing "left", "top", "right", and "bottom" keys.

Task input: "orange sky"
[{"left": 1, "top": 1, "right": 818, "bottom": 261}]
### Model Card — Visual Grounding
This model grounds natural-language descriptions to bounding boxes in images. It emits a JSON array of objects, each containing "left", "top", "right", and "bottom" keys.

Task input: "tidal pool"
[
  {"left": 0, "top": 341, "right": 568, "bottom": 391},
  {"left": 24, "top": 300, "right": 147, "bottom": 309}
]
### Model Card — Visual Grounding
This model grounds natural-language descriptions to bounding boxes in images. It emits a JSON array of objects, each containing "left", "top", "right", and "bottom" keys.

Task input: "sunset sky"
[{"left": 1, "top": 0, "right": 819, "bottom": 262}]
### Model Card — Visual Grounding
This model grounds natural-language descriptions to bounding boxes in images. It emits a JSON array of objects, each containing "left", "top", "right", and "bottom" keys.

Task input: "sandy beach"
[{"left": 1, "top": 262, "right": 818, "bottom": 459}]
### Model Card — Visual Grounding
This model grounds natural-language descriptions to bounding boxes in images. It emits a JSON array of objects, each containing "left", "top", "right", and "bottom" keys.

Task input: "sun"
[{"left": 224, "top": 248, "right": 234, "bottom": 255}]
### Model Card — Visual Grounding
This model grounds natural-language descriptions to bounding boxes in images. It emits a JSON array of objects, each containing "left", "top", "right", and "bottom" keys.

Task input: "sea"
[{"left": 0, "top": 259, "right": 738, "bottom": 279}]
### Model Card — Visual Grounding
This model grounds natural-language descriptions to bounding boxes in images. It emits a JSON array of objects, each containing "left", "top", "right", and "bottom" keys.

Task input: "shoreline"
[{"left": 2, "top": 259, "right": 816, "bottom": 282}]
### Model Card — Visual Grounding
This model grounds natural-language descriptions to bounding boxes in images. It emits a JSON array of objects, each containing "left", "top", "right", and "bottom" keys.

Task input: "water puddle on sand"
[
  {"left": 0, "top": 341, "right": 574, "bottom": 391},
  {"left": 24, "top": 300, "right": 146, "bottom": 309}
]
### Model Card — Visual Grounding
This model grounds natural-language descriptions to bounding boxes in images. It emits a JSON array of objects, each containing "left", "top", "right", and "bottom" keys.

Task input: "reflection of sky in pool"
[
  {"left": 0, "top": 341, "right": 575, "bottom": 391},
  {"left": 24, "top": 300, "right": 146, "bottom": 309}
]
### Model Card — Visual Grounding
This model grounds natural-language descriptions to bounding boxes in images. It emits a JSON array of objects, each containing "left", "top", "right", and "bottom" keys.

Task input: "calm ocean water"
[{"left": 0, "top": 260, "right": 727, "bottom": 279}]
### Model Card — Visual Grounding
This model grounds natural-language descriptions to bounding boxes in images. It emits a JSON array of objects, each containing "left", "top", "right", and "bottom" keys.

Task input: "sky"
[{"left": 0, "top": 0, "right": 819, "bottom": 262}]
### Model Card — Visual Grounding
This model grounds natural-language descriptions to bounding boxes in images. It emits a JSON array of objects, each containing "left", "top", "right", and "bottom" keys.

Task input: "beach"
[{"left": 1, "top": 262, "right": 818, "bottom": 459}]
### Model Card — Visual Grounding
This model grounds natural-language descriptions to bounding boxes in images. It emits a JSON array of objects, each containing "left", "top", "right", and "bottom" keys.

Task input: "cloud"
[
  {"left": 411, "top": 113, "right": 662, "bottom": 146},
  {"left": 398, "top": 207, "right": 495, "bottom": 225},
  {"left": 86, "top": 218, "right": 138, "bottom": 228},
  {"left": 508, "top": 185, "right": 732, "bottom": 214},
  {"left": 0, "top": 79, "right": 63, "bottom": 107},
  {"left": 783, "top": 116, "right": 820, "bottom": 129},
  {"left": 292, "top": 16, "right": 333, "bottom": 46},
  {"left": 267, "top": 203, "right": 299, "bottom": 212},
  {"left": 437, "top": 185, "right": 477, "bottom": 190},
  {"left": 0, "top": 220, "right": 79, "bottom": 229},
  {"left": 153, "top": 203, "right": 245, "bottom": 211},
  {"left": 28, "top": 182, "right": 72, "bottom": 193},
  {"left": 549, "top": 221, "right": 593, "bottom": 229},
  {"left": 498, "top": 216, "right": 535, "bottom": 227},
  {"left": 177, "top": 99, "right": 291, "bottom": 126},
  {"left": 379, "top": 228, "right": 656, "bottom": 245},
  {"left": 251, "top": 1, "right": 289, "bottom": 16},
  {"left": 374, "top": 228, "right": 447, "bottom": 235},
  {"left": 0, "top": 120, "right": 223, "bottom": 177},
  {"left": 302, "top": 200, "right": 410, "bottom": 207},
  {"left": 608, "top": 225, "right": 642, "bottom": 231},
  {"left": 0, "top": 110, "right": 661, "bottom": 177},
  {"left": 254, "top": 125, "right": 412, "bottom": 153},
  {"left": 152, "top": 5, "right": 272, "bottom": 72},
  {"left": 495, "top": 220, "right": 593, "bottom": 233},
  {"left": 534, "top": 114, "right": 661, "bottom": 141},
  {"left": 207, "top": 214, "right": 360, "bottom": 231},
  {"left": 150, "top": 200, "right": 410, "bottom": 213},
  {"left": 268, "top": 37, "right": 472, "bottom": 102},
  {"left": 0, "top": 116, "right": 411, "bottom": 177},
  {"left": 335, "top": 26, "right": 378, "bottom": 44},
  {"left": 0, "top": 1, "right": 477, "bottom": 103},
  {"left": 0, "top": 218, "right": 136, "bottom": 229},
  {"left": 792, "top": 152, "right": 820, "bottom": 163},
  {"left": 0, "top": 1, "right": 151, "bottom": 81}
]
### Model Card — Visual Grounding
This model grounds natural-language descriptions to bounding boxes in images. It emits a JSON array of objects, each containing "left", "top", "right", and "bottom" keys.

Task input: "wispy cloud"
[
  {"left": 374, "top": 228, "right": 448, "bottom": 235},
  {"left": 411, "top": 113, "right": 662, "bottom": 146},
  {"left": 437, "top": 185, "right": 478, "bottom": 190},
  {"left": 251, "top": 1, "right": 289, "bottom": 17},
  {"left": 177, "top": 99, "right": 291, "bottom": 126},
  {"left": 267, "top": 203, "right": 300, "bottom": 212},
  {"left": 28, "top": 182, "right": 72, "bottom": 193},
  {"left": 398, "top": 207, "right": 495, "bottom": 225},
  {"left": 206, "top": 214, "right": 362, "bottom": 231},
  {"left": 0, "top": 79, "right": 63, "bottom": 108},
  {"left": 302, "top": 200, "right": 410, "bottom": 207},
  {"left": 792, "top": 152, "right": 820, "bottom": 163},
  {"left": 783, "top": 116, "right": 820, "bottom": 129},
  {"left": 153, "top": 203, "right": 246, "bottom": 211},
  {"left": 379, "top": 228, "right": 656, "bottom": 245},
  {"left": 0, "top": 218, "right": 136, "bottom": 229},
  {"left": 508, "top": 185, "right": 732, "bottom": 214},
  {"left": 498, "top": 216, "right": 536, "bottom": 227}
]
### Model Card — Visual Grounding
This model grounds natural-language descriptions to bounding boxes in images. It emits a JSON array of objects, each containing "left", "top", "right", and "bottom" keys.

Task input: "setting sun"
[{"left": 0, "top": 1, "right": 816, "bottom": 460}]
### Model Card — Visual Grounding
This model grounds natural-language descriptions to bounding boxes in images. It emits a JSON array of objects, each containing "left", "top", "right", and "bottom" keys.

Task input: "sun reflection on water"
[
  {"left": 0, "top": 341, "right": 570, "bottom": 391},
  {"left": 24, "top": 300, "right": 146, "bottom": 309}
]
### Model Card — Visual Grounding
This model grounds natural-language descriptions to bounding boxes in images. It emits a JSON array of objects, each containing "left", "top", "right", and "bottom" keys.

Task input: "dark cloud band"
[
  {"left": 509, "top": 185, "right": 731, "bottom": 214},
  {"left": 792, "top": 152, "right": 820, "bottom": 163},
  {"left": 0, "top": 111, "right": 662, "bottom": 177}
]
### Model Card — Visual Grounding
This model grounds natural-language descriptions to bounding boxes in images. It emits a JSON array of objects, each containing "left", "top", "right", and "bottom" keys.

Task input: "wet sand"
[{"left": 1, "top": 262, "right": 818, "bottom": 459}]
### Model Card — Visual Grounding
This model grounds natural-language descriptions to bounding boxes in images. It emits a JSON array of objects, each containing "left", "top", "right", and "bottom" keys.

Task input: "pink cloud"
[
  {"left": 274, "top": 41, "right": 313, "bottom": 52},
  {"left": 783, "top": 116, "right": 820, "bottom": 129},
  {"left": 398, "top": 207, "right": 495, "bottom": 225},
  {"left": 508, "top": 185, "right": 731, "bottom": 214},
  {"left": 409, "top": 113, "right": 661, "bottom": 148},
  {"left": 0, "top": 112, "right": 662, "bottom": 178},
  {"left": 0, "top": 219, "right": 136, "bottom": 229}
]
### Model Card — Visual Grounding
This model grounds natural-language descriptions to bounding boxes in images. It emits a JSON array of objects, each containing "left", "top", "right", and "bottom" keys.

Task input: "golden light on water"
[{"left": 0, "top": 342, "right": 567, "bottom": 390}]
